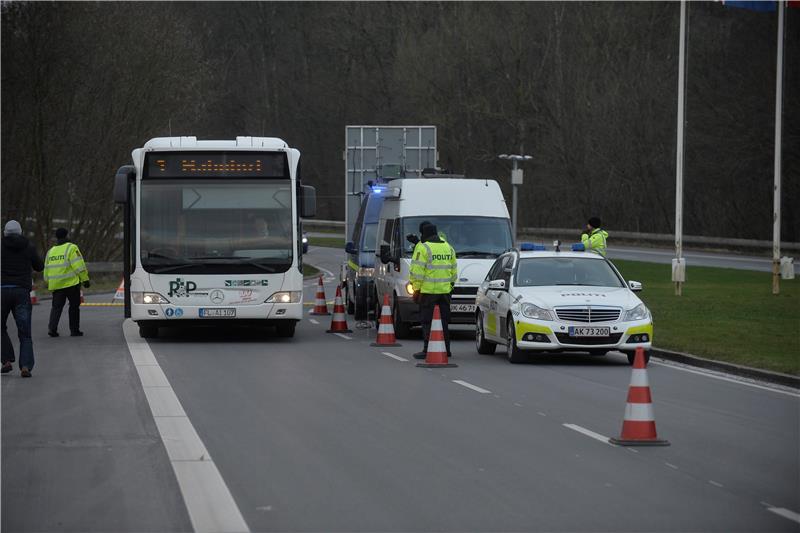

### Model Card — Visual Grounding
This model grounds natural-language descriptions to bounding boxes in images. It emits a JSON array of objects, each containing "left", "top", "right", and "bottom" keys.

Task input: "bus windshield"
[
  {"left": 401, "top": 216, "right": 512, "bottom": 258},
  {"left": 140, "top": 179, "right": 294, "bottom": 274}
]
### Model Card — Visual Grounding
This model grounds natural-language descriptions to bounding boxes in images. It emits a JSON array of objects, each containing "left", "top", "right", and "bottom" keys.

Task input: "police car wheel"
[
  {"left": 506, "top": 320, "right": 526, "bottom": 364},
  {"left": 626, "top": 351, "right": 650, "bottom": 366},
  {"left": 475, "top": 312, "right": 496, "bottom": 355}
]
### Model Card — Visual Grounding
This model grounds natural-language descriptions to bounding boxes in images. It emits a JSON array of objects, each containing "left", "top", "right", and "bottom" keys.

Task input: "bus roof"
[{"left": 142, "top": 136, "right": 289, "bottom": 150}]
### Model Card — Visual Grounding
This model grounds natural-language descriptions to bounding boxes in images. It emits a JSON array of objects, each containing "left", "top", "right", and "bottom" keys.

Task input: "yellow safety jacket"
[
  {"left": 409, "top": 240, "right": 457, "bottom": 294},
  {"left": 581, "top": 228, "right": 609, "bottom": 256},
  {"left": 44, "top": 242, "right": 89, "bottom": 291}
]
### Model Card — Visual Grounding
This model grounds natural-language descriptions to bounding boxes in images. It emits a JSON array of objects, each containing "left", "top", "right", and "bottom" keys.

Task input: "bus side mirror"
[
  {"left": 345, "top": 241, "right": 357, "bottom": 255},
  {"left": 300, "top": 185, "right": 316, "bottom": 218},
  {"left": 114, "top": 165, "right": 135, "bottom": 204}
]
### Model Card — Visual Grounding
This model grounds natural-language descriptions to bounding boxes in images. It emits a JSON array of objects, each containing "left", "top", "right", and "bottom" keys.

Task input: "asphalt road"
[{"left": 2, "top": 245, "right": 798, "bottom": 532}]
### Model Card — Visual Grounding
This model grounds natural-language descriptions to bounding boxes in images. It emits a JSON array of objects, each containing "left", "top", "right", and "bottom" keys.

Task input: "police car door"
[
  {"left": 495, "top": 255, "right": 515, "bottom": 340},
  {"left": 485, "top": 254, "right": 512, "bottom": 342}
]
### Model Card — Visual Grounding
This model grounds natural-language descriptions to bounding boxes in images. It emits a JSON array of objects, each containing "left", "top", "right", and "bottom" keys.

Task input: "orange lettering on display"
[
  {"left": 155, "top": 159, "right": 167, "bottom": 171},
  {"left": 178, "top": 159, "right": 263, "bottom": 173}
]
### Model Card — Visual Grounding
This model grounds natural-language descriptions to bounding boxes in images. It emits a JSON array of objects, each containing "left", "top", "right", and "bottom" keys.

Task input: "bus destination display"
[{"left": 144, "top": 152, "right": 288, "bottom": 178}]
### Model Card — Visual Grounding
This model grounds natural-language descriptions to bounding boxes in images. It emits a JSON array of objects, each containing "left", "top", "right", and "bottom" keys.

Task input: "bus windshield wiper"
[{"left": 150, "top": 263, "right": 196, "bottom": 274}]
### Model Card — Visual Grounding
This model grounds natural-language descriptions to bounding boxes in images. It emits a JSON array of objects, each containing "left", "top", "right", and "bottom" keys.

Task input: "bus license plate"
[
  {"left": 199, "top": 308, "right": 236, "bottom": 318},
  {"left": 450, "top": 303, "right": 476, "bottom": 313},
  {"left": 569, "top": 326, "right": 610, "bottom": 337}
]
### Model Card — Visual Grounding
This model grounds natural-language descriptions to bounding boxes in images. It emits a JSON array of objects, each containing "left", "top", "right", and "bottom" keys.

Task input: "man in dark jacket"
[{"left": 1, "top": 220, "right": 44, "bottom": 377}]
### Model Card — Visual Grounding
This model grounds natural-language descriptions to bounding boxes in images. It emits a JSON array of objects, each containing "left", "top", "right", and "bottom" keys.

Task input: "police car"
[{"left": 474, "top": 244, "right": 652, "bottom": 364}]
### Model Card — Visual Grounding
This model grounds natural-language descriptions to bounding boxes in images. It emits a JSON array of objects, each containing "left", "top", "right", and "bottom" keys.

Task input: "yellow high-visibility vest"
[
  {"left": 409, "top": 240, "right": 457, "bottom": 294},
  {"left": 44, "top": 242, "right": 89, "bottom": 291},
  {"left": 581, "top": 229, "right": 609, "bottom": 256}
]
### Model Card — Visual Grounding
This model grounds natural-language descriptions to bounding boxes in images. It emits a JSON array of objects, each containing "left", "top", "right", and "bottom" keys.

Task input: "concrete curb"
[{"left": 651, "top": 347, "right": 800, "bottom": 389}]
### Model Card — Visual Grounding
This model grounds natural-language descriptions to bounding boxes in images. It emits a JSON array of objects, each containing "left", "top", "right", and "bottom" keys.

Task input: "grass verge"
[
  {"left": 613, "top": 259, "right": 800, "bottom": 375},
  {"left": 309, "top": 236, "right": 345, "bottom": 249}
]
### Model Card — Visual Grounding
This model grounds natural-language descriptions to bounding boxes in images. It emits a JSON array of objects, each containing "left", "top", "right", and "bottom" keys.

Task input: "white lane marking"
[
  {"left": 767, "top": 508, "right": 800, "bottom": 524},
  {"left": 537, "top": 412, "right": 547, "bottom": 417},
  {"left": 709, "top": 480, "right": 724, "bottom": 488},
  {"left": 514, "top": 403, "right": 523, "bottom": 407},
  {"left": 652, "top": 361, "right": 800, "bottom": 398},
  {"left": 333, "top": 333, "right": 352, "bottom": 340},
  {"left": 382, "top": 352, "right": 408, "bottom": 362},
  {"left": 665, "top": 462, "right": 679, "bottom": 470},
  {"left": 452, "top": 380, "right": 492, "bottom": 394},
  {"left": 761, "top": 501, "right": 776, "bottom": 508},
  {"left": 308, "top": 319, "right": 319, "bottom": 325},
  {"left": 563, "top": 423, "right": 614, "bottom": 446},
  {"left": 123, "top": 320, "right": 249, "bottom": 533}
]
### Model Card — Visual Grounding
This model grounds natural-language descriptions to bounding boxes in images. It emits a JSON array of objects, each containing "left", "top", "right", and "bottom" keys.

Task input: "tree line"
[{"left": 2, "top": 1, "right": 797, "bottom": 260}]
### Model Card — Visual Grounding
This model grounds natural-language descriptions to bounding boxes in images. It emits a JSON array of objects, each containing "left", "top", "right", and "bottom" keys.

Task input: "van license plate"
[
  {"left": 569, "top": 326, "right": 610, "bottom": 337},
  {"left": 199, "top": 308, "right": 236, "bottom": 318},
  {"left": 450, "top": 303, "right": 476, "bottom": 313}
]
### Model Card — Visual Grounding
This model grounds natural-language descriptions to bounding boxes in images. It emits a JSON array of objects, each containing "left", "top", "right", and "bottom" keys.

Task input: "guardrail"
[{"left": 302, "top": 219, "right": 799, "bottom": 252}]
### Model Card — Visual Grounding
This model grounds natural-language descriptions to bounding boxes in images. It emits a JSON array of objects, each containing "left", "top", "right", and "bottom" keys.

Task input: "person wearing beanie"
[
  {"left": 408, "top": 222, "right": 458, "bottom": 359},
  {"left": 581, "top": 217, "right": 609, "bottom": 256},
  {"left": 44, "top": 228, "right": 91, "bottom": 337},
  {"left": 1, "top": 220, "right": 45, "bottom": 377}
]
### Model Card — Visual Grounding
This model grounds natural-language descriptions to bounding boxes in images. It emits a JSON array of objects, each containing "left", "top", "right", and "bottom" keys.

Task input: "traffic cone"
[
  {"left": 371, "top": 294, "right": 401, "bottom": 347},
  {"left": 610, "top": 347, "right": 669, "bottom": 446},
  {"left": 112, "top": 278, "right": 125, "bottom": 303},
  {"left": 416, "top": 305, "right": 457, "bottom": 368},
  {"left": 326, "top": 286, "right": 352, "bottom": 333},
  {"left": 29, "top": 280, "right": 39, "bottom": 305},
  {"left": 309, "top": 275, "right": 330, "bottom": 315}
]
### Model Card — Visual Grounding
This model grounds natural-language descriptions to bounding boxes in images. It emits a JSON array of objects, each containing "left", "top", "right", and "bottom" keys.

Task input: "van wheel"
[
  {"left": 393, "top": 298, "right": 411, "bottom": 339},
  {"left": 138, "top": 325, "right": 158, "bottom": 339},
  {"left": 275, "top": 321, "right": 296, "bottom": 338},
  {"left": 506, "top": 320, "right": 526, "bottom": 363},
  {"left": 344, "top": 284, "right": 355, "bottom": 315},
  {"left": 475, "top": 312, "right": 496, "bottom": 355}
]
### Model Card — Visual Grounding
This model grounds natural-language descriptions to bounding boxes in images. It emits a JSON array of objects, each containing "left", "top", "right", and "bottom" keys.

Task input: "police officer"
[
  {"left": 44, "top": 228, "right": 90, "bottom": 337},
  {"left": 2, "top": 220, "right": 44, "bottom": 377},
  {"left": 581, "top": 217, "right": 608, "bottom": 256},
  {"left": 409, "top": 223, "right": 457, "bottom": 359}
]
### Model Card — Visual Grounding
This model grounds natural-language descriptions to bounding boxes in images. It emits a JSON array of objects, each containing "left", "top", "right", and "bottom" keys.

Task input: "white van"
[{"left": 374, "top": 178, "right": 513, "bottom": 338}]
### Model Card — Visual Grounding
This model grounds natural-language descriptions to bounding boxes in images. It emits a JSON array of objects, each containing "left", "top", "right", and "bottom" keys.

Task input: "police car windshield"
[
  {"left": 402, "top": 216, "right": 512, "bottom": 257},
  {"left": 515, "top": 257, "right": 625, "bottom": 288}
]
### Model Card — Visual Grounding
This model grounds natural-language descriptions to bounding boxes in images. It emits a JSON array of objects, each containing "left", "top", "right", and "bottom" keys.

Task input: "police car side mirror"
[
  {"left": 628, "top": 280, "right": 643, "bottom": 292},
  {"left": 488, "top": 279, "right": 506, "bottom": 290},
  {"left": 379, "top": 244, "right": 391, "bottom": 264}
]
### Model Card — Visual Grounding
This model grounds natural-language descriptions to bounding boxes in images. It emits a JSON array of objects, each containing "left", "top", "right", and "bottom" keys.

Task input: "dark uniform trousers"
[
  {"left": 48, "top": 283, "right": 81, "bottom": 334},
  {"left": 419, "top": 292, "right": 452, "bottom": 355}
]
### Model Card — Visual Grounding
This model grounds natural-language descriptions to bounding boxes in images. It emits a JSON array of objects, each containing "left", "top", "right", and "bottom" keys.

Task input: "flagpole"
[
  {"left": 772, "top": 0, "right": 785, "bottom": 295},
  {"left": 673, "top": 0, "right": 688, "bottom": 296}
]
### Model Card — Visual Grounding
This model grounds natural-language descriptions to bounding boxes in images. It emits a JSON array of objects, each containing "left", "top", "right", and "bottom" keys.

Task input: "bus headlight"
[
  {"left": 405, "top": 282, "right": 415, "bottom": 295},
  {"left": 131, "top": 292, "right": 170, "bottom": 304},
  {"left": 520, "top": 303, "right": 553, "bottom": 321},
  {"left": 266, "top": 291, "right": 302, "bottom": 304}
]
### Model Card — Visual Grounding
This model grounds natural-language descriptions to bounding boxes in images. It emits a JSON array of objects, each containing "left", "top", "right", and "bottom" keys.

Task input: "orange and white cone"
[
  {"left": 112, "top": 278, "right": 125, "bottom": 303},
  {"left": 29, "top": 280, "right": 39, "bottom": 305},
  {"left": 416, "top": 305, "right": 457, "bottom": 368},
  {"left": 326, "top": 286, "right": 352, "bottom": 333},
  {"left": 371, "top": 294, "right": 401, "bottom": 347},
  {"left": 610, "top": 347, "right": 669, "bottom": 446},
  {"left": 309, "top": 276, "right": 330, "bottom": 315}
]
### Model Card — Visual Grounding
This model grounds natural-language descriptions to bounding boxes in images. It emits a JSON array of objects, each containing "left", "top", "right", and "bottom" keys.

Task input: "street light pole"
[{"left": 498, "top": 153, "right": 532, "bottom": 243}]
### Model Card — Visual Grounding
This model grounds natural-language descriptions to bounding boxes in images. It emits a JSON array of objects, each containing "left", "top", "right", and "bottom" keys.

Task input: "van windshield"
[
  {"left": 402, "top": 216, "right": 512, "bottom": 258},
  {"left": 361, "top": 223, "right": 378, "bottom": 252}
]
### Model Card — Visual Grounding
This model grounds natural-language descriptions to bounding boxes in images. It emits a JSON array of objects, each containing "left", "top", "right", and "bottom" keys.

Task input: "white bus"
[{"left": 114, "top": 136, "right": 316, "bottom": 339}]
